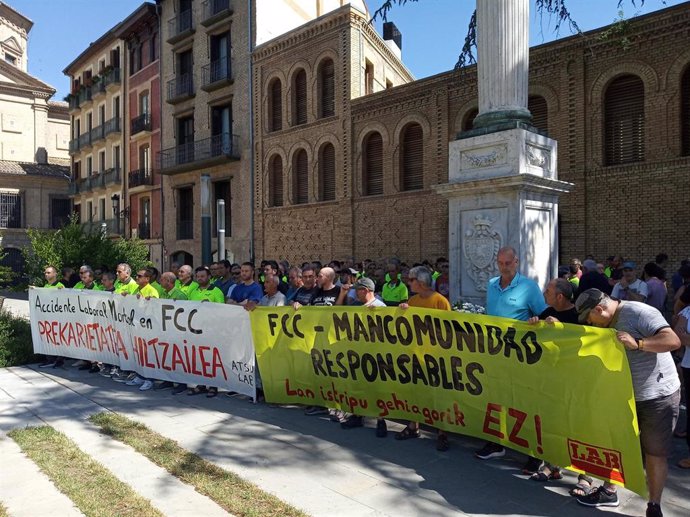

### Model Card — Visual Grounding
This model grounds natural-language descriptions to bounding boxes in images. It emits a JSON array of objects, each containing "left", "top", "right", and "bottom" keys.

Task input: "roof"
[
  {"left": 0, "top": 160, "right": 69, "bottom": 179},
  {"left": 0, "top": 2, "right": 33, "bottom": 33},
  {"left": 113, "top": 2, "right": 157, "bottom": 40}
]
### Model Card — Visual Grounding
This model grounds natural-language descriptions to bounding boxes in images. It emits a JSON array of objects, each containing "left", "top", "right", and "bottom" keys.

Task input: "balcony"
[
  {"left": 102, "top": 68, "right": 121, "bottom": 90},
  {"left": 90, "top": 124, "right": 105, "bottom": 143},
  {"left": 68, "top": 95, "right": 80, "bottom": 112},
  {"left": 177, "top": 219, "right": 193, "bottom": 240},
  {"left": 201, "top": 0, "right": 232, "bottom": 26},
  {"left": 158, "top": 133, "right": 240, "bottom": 175},
  {"left": 68, "top": 181, "right": 80, "bottom": 195},
  {"left": 77, "top": 87, "right": 92, "bottom": 107},
  {"left": 104, "top": 117, "right": 121, "bottom": 138},
  {"left": 167, "top": 10, "right": 194, "bottom": 44},
  {"left": 69, "top": 138, "right": 80, "bottom": 153},
  {"left": 201, "top": 59, "right": 232, "bottom": 91},
  {"left": 138, "top": 222, "right": 151, "bottom": 240},
  {"left": 103, "top": 167, "right": 121, "bottom": 186},
  {"left": 166, "top": 74, "right": 194, "bottom": 103},
  {"left": 91, "top": 80, "right": 106, "bottom": 99},
  {"left": 131, "top": 113, "right": 152, "bottom": 135},
  {"left": 78, "top": 132, "right": 92, "bottom": 149},
  {"left": 78, "top": 176, "right": 92, "bottom": 192},
  {"left": 128, "top": 168, "right": 154, "bottom": 188},
  {"left": 81, "top": 218, "right": 121, "bottom": 235}
]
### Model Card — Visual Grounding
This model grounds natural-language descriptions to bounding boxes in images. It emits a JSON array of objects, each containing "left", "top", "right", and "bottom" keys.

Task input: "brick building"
[{"left": 253, "top": 2, "right": 690, "bottom": 268}]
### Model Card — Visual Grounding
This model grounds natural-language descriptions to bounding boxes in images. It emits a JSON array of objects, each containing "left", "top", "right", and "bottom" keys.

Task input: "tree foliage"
[
  {"left": 0, "top": 247, "right": 16, "bottom": 286},
  {"left": 22, "top": 214, "right": 152, "bottom": 285},
  {"left": 371, "top": 0, "right": 652, "bottom": 68}
]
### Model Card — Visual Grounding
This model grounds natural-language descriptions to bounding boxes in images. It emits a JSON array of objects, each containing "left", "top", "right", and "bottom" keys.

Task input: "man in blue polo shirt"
[{"left": 476, "top": 245, "right": 547, "bottom": 467}]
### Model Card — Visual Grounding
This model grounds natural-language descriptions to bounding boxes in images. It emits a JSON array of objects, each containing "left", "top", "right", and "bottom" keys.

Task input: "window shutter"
[
  {"left": 604, "top": 75, "right": 644, "bottom": 166},
  {"left": 320, "top": 143, "right": 336, "bottom": 201},
  {"left": 528, "top": 95, "right": 548, "bottom": 133},
  {"left": 294, "top": 150, "right": 308, "bottom": 204},
  {"left": 320, "top": 60, "right": 335, "bottom": 118},
  {"left": 294, "top": 70, "right": 307, "bottom": 125},
  {"left": 270, "top": 156, "right": 283, "bottom": 207},
  {"left": 270, "top": 80, "right": 282, "bottom": 131},
  {"left": 364, "top": 133, "right": 383, "bottom": 196},
  {"left": 682, "top": 68, "right": 690, "bottom": 156},
  {"left": 402, "top": 123, "right": 424, "bottom": 191}
]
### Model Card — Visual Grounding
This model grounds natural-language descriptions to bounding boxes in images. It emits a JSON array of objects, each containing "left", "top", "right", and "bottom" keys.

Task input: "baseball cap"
[
  {"left": 353, "top": 277, "right": 375, "bottom": 291},
  {"left": 622, "top": 261, "right": 636, "bottom": 270},
  {"left": 575, "top": 288, "right": 606, "bottom": 324},
  {"left": 342, "top": 267, "right": 358, "bottom": 276}
]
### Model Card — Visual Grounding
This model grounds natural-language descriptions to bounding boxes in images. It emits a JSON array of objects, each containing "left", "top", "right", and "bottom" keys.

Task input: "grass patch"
[
  {"left": 0, "top": 309, "right": 37, "bottom": 367},
  {"left": 90, "top": 412, "right": 308, "bottom": 517},
  {"left": 8, "top": 426, "right": 163, "bottom": 517}
]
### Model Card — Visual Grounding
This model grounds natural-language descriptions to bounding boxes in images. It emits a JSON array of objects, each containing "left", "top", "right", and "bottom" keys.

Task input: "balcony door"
[
  {"left": 210, "top": 31, "right": 230, "bottom": 82},
  {"left": 211, "top": 105, "right": 231, "bottom": 155}
]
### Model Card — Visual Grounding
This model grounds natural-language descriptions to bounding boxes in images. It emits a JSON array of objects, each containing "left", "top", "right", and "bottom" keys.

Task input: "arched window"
[
  {"left": 604, "top": 74, "right": 644, "bottom": 165},
  {"left": 682, "top": 66, "right": 690, "bottom": 156},
  {"left": 268, "top": 79, "right": 282, "bottom": 132},
  {"left": 293, "top": 149, "right": 308, "bottom": 204},
  {"left": 363, "top": 132, "right": 383, "bottom": 196},
  {"left": 318, "top": 59, "right": 335, "bottom": 118},
  {"left": 269, "top": 155, "right": 283, "bottom": 207},
  {"left": 462, "top": 107, "right": 478, "bottom": 132},
  {"left": 319, "top": 143, "right": 335, "bottom": 201},
  {"left": 292, "top": 69, "right": 307, "bottom": 126},
  {"left": 401, "top": 123, "right": 424, "bottom": 191},
  {"left": 528, "top": 95, "right": 548, "bottom": 134}
]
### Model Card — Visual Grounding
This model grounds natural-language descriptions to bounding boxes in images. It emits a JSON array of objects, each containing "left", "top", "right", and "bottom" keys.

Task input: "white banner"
[{"left": 29, "top": 288, "right": 257, "bottom": 398}]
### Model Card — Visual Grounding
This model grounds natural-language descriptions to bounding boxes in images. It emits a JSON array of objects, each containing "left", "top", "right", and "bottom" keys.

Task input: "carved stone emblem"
[
  {"left": 526, "top": 143, "right": 550, "bottom": 170},
  {"left": 463, "top": 215, "right": 501, "bottom": 291},
  {"left": 461, "top": 145, "right": 506, "bottom": 169}
]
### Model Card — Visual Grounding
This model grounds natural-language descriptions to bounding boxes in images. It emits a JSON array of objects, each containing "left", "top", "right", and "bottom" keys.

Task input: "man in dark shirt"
[
  {"left": 310, "top": 267, "right": 340, "bottom": 306},
  {"left": 291, "top": 265, "right": 319, "bottom": 307},
  {"left": 577, "top": 259, "right": 612, "bottom": 297},
  {"left": 535, "top": 278, "right": 579, "bottom": 324}
]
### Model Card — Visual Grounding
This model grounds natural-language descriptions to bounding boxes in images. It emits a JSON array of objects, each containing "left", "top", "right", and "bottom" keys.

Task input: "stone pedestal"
[{"left": 434, "top": 129, "right": 572, "bottom": 305}]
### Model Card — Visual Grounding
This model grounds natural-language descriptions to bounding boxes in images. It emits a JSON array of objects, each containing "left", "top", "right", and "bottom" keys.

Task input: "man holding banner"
[{"left": 574, "top": 288, "right": 680, "bottom": 517}]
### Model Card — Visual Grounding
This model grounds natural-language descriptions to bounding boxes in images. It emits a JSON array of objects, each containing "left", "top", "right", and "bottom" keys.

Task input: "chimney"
[{"left": 383, "top": 22, "right": 402, "bottom": 60}]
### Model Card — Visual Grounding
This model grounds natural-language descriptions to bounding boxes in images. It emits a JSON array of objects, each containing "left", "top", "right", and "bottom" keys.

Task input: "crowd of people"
[{"left": 36, "top": 250, "right": 690, "bottom": 517}]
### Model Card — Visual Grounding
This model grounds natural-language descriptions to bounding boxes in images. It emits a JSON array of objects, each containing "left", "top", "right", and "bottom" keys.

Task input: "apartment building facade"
[{"left": 64, "top": 31, "right": 125, "bottom": 237}]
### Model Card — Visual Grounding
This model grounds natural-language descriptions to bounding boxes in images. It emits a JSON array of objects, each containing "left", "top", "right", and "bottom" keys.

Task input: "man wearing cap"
[
  {"left": 611, "top": 261, "right": 648, "bottom": 303},
  {"left": 574, "top": 288, "right": 680, "bottom": 517}
]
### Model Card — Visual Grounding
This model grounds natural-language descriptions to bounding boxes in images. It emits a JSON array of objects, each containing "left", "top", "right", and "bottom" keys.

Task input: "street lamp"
[{"left": 111, "top": 194, "right": 121, "bottom": 235}]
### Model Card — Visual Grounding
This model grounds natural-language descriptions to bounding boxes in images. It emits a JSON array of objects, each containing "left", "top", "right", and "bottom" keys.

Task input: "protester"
[
  {"left": 37, "top": 265, "right": 66, "bottom": 369},
  {"left": 100, "top": 271, "right": 116, "bottom": 292},
  {"left": 177, "top": 264, "right": 199, "bottom": 297},
  {"left": 291, "top": 265, "right": 318, "bottom": 307},
  {"left": 673, "top": 291, "right": 690, "bottom": 470},
  {"left": 642, "top": 262, "right": 668, "bottom": 313},
  {"left": 114, "top": 263, "right": 138, "bottom": 295},
  {"left": 476, "top": 246, "right": 547, "bottom": 472},
  {"left": 227, "top": 262, "right": 263, "bottom": 307},
  {"left": 574, "top": 289, "right": 680, "bottom": 517},
  {"left": 611, "top": 261, "right": 648, "bottom": 302},
  {"left": 577, "top": 259, "right": 612, "bottom": 296},
  {"left": 189, "top": 266, "right": 225, "bottom": 303},
  {"left": 395, "top": 265, "right": 452, "bottom": 451},
  {"left": 160, "top": 272, "right": 187, "bottom": 300},
  {"left": 285, "top": 266, "right": 304, "bottom": 303},
  {"left": 257, "top": 275, "right": 287, "bottom": 307},
  {"left": 382, "top": 259, "right": 408, "bottom": 306},
  {"left": 213, "top": 260, "right": 235, "bottom": 296}
]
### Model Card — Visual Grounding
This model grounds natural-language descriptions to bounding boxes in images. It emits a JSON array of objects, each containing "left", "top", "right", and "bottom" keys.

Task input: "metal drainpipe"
[
  {"left": 247, "top": 0, "right": 255, "bottom": 264},
  {"left": 156, "top": 2, "right": 165, "bottom": 268}
]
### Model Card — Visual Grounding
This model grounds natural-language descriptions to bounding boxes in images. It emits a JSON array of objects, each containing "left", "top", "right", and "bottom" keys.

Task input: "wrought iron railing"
[{"left": 158, "top": 133, "right": 239, "bottom": 171}]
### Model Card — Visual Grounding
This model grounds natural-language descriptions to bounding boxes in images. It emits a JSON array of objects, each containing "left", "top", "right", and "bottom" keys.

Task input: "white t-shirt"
[
  {"left": 680, "top": 306, "right": 690, "bottom": 369},
  {"left": 611, "top": 278, "right": 649, "bottom": 301}
]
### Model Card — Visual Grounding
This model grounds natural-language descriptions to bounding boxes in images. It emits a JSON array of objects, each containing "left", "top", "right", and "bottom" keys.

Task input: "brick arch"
[
  {"left": 664, "top": 48, "right": 690, "bottom": 94},
  {"left": 314, "top": 134, "right": 339, "bottom": 201},
  {"left": 287, "top": 61, "right": 312, "bottom": 127},
  {"left": 354, "top": 122, "right": 390, "bottom": 197},
  {"left": 264, "top": 71, "right": 287, "bottom": 133},
  {"left": 313, "top": 50, "right": 338, "bottom": 119},
  {"left": 528, "top": 84, "right": 560, "bottom": 115},
  {"left": 286, "top": 142, "right": 314, "bottom": 204},
  {"left": 453, "top": 100, "right": 478, "bottom": 135},
  {"left": 262, "top": 147, "right": 288, "bottom": 208},
  {"left": 588, "top": 61, "right": 659, "bottom": 106},
  {"left": 392, "top": 114, "right": 431, "bottom": 191}
]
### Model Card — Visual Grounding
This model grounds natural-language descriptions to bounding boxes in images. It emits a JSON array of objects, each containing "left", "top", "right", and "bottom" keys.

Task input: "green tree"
[
  {"left": 0, "top": 247, "right": 16, "bottom": 287},
  {"left": 23, "top": 214, "right": 152, "bottom": 285}
]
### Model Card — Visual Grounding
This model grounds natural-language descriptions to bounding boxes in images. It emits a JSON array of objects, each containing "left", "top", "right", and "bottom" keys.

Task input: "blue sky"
[{"left": 8, "top": 0, "right": 684, "bottom": 100}]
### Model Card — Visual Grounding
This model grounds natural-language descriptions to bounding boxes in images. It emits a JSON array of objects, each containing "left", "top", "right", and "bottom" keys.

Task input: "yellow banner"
[{"left": 251, "top": 306, "right": 646, "bottom": 496}]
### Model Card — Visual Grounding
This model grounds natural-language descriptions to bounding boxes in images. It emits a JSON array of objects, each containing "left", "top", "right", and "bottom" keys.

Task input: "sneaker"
[
  {"left": 155, "top": 381, "right": 174, "bottom": 391},
  {"left": 341, "top": 415, "right": 364, "bottom": 429},
  {"left": 475, "top": 442, "right": 505, "bottom": 460},
  {"left": 646, "top": 502, "right": 663, "bottom": 517},
  {"left": 126, "top": 376, "right": 144, "bottom": 386},
  {"left": 522, "top": 457, "right": 543, "bottom": 475},
  {"left": 139, "top": 380, "right": 154, "bottom": 391},
  {"left": 89, "top": 363, "right": 100, "bottom": 373},
  {"left": 577, "top": 486, "right": 619, "bottom": 508},
  {"left": 38, "top": 361, "right": 57, "bottom": 369},
  {"left": 172, "top": 384, "right": 188, "bottom": 394},
  {"left": 329, "top": 409, "right": 347, "bottom": 423},
  {"left": 100, "top": 366, "right": 117, "bottom": 378},
  {"left": 304, "top": 406, "right": 329, "bottom": 416},
  {"left": 376, "top": 419, "right": 388, "bottom": 438},
  {"left": 111, "top": 370, "right": 130, "bottom": 382}
]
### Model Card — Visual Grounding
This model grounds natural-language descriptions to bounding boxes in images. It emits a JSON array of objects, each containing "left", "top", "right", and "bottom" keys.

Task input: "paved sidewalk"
[{"left": 0, "top": 364, "right": 688, "bottom": 517}]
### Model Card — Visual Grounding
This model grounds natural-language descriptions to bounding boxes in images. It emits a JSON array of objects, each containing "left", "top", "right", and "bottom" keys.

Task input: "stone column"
[{"left": 474, "top": 0, "right": 531, "bottom": 129}]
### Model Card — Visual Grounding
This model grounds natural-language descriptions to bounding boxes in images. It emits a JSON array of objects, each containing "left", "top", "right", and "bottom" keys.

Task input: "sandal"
[
  {"left": 395, "top": 426, "right": 421, "bottom": 440},
  {"left": 206, "top": 387, "right": 218, "bottom": 398},
  {"left": 187, "top": 386, "right": 207, "bottom": 396},
  {"left": 569, "top": 474, "right": 594, "bottom": 497},
  {"left": 436, "top": 433, "right": 449, "bottom": 452},
  {"left": 530, "top": 466, "right": 563, "bottom": 482}
]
